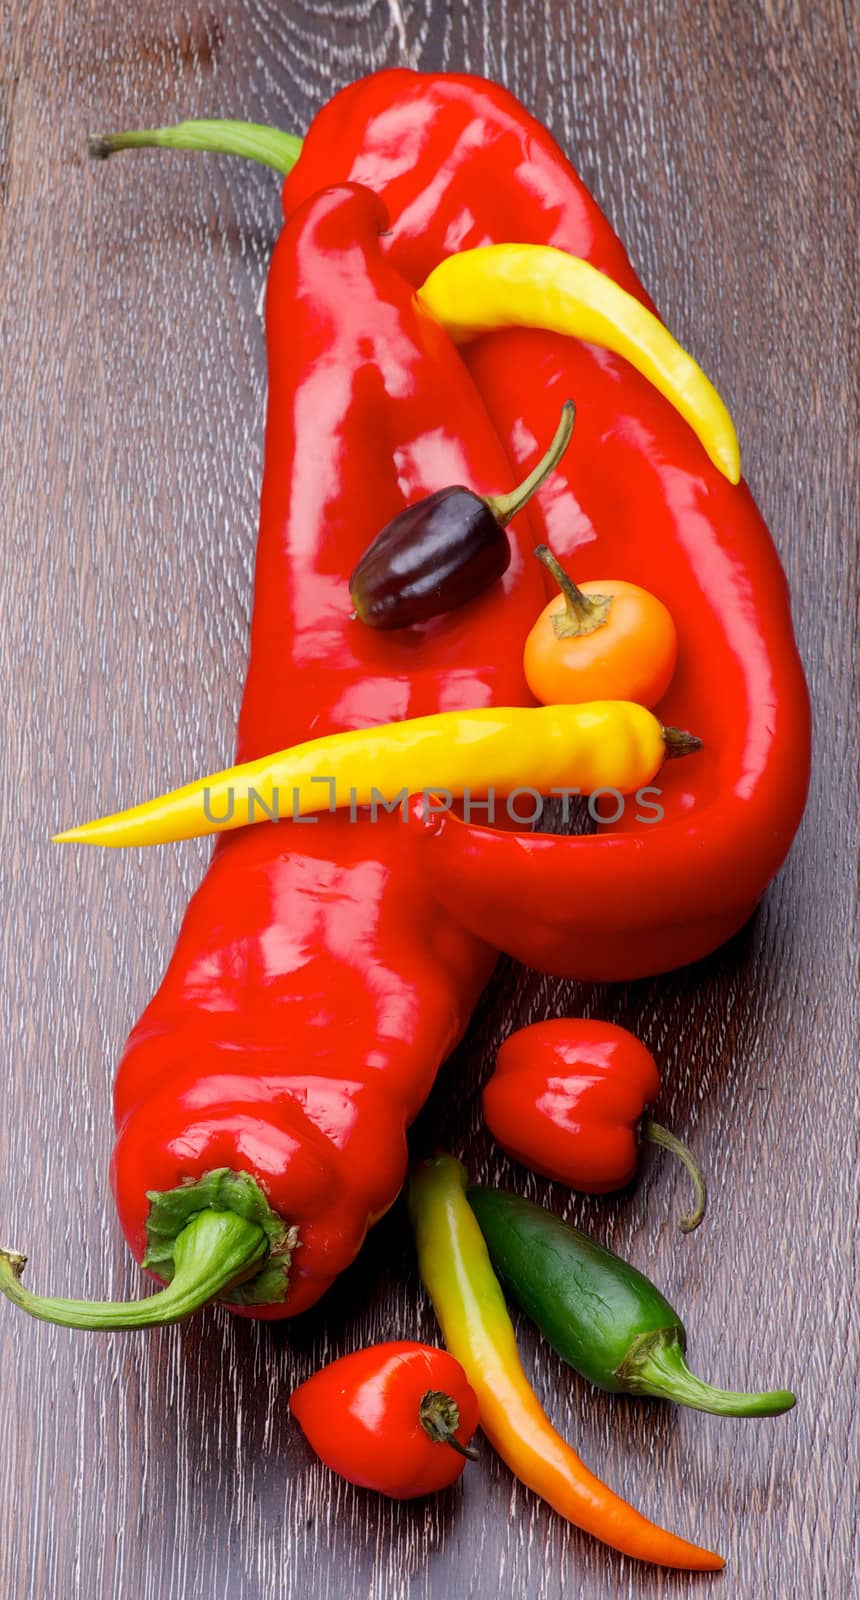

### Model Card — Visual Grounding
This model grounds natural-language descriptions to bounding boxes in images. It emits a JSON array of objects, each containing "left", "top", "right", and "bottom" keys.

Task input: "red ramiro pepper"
[
  {"left": 0, "top": 183, "right": 548, "bottom": 1326},
  {"left": 0, "top": 70, "right": 810, "bottom": 1329}
]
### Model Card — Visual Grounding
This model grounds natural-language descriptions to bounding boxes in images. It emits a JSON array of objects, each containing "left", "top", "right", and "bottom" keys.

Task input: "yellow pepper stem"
[{"left": 417, "top": 245, "right": 740, "bottom": 484}]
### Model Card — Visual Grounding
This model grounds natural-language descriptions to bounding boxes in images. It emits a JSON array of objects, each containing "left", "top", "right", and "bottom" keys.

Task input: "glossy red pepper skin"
[
  {"left": 289, "top": 1341, "right": 480, "bottom": 1498},
  {"left": 283, "top": 70, "right": 653, "bottom": 308},
  {"left": 285, "top": 71, "right": 811, "bottom": 979},
  {"left": 483, "top": 1019, "right": 661, "bottom": 1192},
  {"left": 111, "top": 183, "right": 550, "bottom": 1317}
]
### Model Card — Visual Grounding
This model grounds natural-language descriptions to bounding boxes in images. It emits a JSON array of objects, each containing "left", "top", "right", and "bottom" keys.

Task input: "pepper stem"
[
  {"left": 87, "top": 119, "right": 303, "bottom": 176},
  {"left": 617, "top": 1327, "right": 796, "bottom": 1416},
  {"left": 0, "top": 1210, "right": 269, "bottom": 1330},
  {"left": 533, "top": 542, "right": 613, "bottom": 637},
  {"left": 662, "top": 726, "right": 704, "bottom": 758},
  {"left": 418, "top": 1389, "right": 479, "bottom": 1461},
  {"left": 485, "top": 400, "right": 576, "bottom": 527},
  {"left": 641, "top": 1118, "right": 708, "bottom": 1232}
]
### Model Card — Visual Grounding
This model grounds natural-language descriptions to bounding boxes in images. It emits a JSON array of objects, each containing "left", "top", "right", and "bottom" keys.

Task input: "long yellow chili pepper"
[
  {"left": 52, "top": 702, "right": 701, "bottom": 848},
  {"left": 417, "top": 245, "right": 740, "bottom": 484},
  {"left": 408, "top": 1156, "right": 724, "bottom": 1571}
]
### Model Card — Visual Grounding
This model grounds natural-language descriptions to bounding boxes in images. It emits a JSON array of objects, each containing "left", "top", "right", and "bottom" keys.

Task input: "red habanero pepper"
[
  {"left": 483, "top": 1020, "right": 707, "bottom": 1231},
  {"left": 289, "top": 1341, "right": 480, "bottom": 1498},
  {"left": 285, "top": 71, "right": 811, "bottom": 980},
  {"left": 0, "top": 183, "right": 549, "bottom": 1329}
]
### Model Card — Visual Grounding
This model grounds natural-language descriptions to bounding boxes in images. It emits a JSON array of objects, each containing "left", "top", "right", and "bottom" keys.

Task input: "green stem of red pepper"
[
  {"left": 0, "top": 1210, "right": 269, "bottom": 1330},
  {"left": 87, "top": 120, "right": 302, "bottom": 174}
]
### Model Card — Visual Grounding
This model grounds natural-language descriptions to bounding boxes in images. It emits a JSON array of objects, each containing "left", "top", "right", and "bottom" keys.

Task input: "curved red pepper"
[
  {"left": 285, "top": 70, "right": 811, "bottom": 978},
  {"left": 110, "top": 182, "right": 548, "bottom": 1317}
]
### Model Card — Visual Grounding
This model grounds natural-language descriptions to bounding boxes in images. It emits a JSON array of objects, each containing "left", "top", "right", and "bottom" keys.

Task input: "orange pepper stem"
[
  {"left": 641, "top": 1119, "right": 708, "bottom": 1232},
  {"left": 534, "top": 542, "right": 613, "bottom": 637},
  {"left": 419, "top": 1389, "right": 480, "bottom": 1461},
  {"left": 485, "top": 400, "right": 575, "bottom": 526}
]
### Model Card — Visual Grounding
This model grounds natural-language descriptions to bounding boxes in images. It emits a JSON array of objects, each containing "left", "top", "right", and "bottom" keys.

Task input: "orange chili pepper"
[{"left": 524, "top": 545, "right": 678, "bottom": 709}]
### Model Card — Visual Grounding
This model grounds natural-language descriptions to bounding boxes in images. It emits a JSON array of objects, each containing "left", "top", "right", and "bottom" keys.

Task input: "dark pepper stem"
[
  {"left": 617, "top": 1327, "right": 796, "bottom": 1416},
  {"left": 0, "top": 1210, "right": 270, "bottom": 1330},
  {"left": 87, "top": 119, "right": 303, "bottom": 176},
  {"left": 662, "top": 726, "right": 704, "bottom": 758},
  {"left": 534, "top": 542, "right": 613, "bottom": 637},
  {"left": 486, "top": 400, "right": 575, "bottom": 527},
  {"left": 418, "top": 1389, "right": 479, "bottom": 1461},
  {"left": 641, "top": 1118, "right": 708, "bottom": 1232}
]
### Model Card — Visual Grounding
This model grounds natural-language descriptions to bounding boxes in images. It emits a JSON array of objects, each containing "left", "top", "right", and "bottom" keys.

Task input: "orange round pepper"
[{"left": 524, "top": 544, "right": 677, "bottom": 709}]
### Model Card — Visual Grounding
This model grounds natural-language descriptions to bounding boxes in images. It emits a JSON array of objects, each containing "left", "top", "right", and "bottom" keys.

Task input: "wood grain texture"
[{"left": 1, "top": 2, "right": 857, "bottom": 1596}]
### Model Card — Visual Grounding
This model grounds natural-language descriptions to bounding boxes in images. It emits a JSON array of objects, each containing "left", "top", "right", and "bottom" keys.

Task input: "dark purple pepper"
[{"left": 350, "top": 400, "right": 575, "bottom": 630}]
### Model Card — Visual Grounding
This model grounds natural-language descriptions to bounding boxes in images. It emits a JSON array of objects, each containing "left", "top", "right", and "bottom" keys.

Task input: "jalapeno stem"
[
  {"left": 617, "top": 1327, "right": 796, "bottom": 1416},
  {"left": 485, "top": 400, "right": 575, "bottom": 526},
  {"left": 87, "top": 119, "right": 303, "bottom": 175},
  {"left": 0, "top": 1210, "right": 270, "bottom": 1330},
  {"left": 641, "top": 1118, "right": 707, "bottom": 1232}
]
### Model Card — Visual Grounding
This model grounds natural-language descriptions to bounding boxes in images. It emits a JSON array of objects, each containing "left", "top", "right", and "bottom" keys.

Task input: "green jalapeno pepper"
[{"left": 468, "top": 1187, "right": 795, "bottom": 1417}]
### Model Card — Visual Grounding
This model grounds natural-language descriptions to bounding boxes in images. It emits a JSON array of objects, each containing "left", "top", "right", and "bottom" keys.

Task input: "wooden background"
[{"left": 1, "top": 3, "right": 856, "bottom": 1596}]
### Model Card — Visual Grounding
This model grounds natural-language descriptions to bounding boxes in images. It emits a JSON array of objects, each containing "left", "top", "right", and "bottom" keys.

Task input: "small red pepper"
[
  {"left": 483, "top": 1020, "right": 707, "bottom": 1230},
  {"left": 289, "top": 1341, "right": 479, "bottom": 1499}
]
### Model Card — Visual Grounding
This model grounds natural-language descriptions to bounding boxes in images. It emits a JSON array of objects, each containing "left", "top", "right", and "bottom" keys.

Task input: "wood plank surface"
[{"left": 1, "top": 3, "right": 856, "bottom": 1597}]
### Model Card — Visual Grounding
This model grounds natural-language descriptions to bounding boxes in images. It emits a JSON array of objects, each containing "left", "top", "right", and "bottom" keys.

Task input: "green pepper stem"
[
  {"left": 418, "top": 1389, "right": 479, "bottom": 1461},
  {"left": 0, "top": 1210, "right": 268, "bottom": 1330},
  {"left": 641, "top": 1118, "right": 708, "bottom": 1232},
  {"left": 617, "top": 1327, "right": 796, "bottom": 1416},
  {"left": 87, "top": 119, "right": 303, "bottom": 176},
  {"left": 486, "top": 400, "right": 576, "bottom": 526},
  {"left": 533, "top": 542, "right": 613, "bottom": 636}
]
